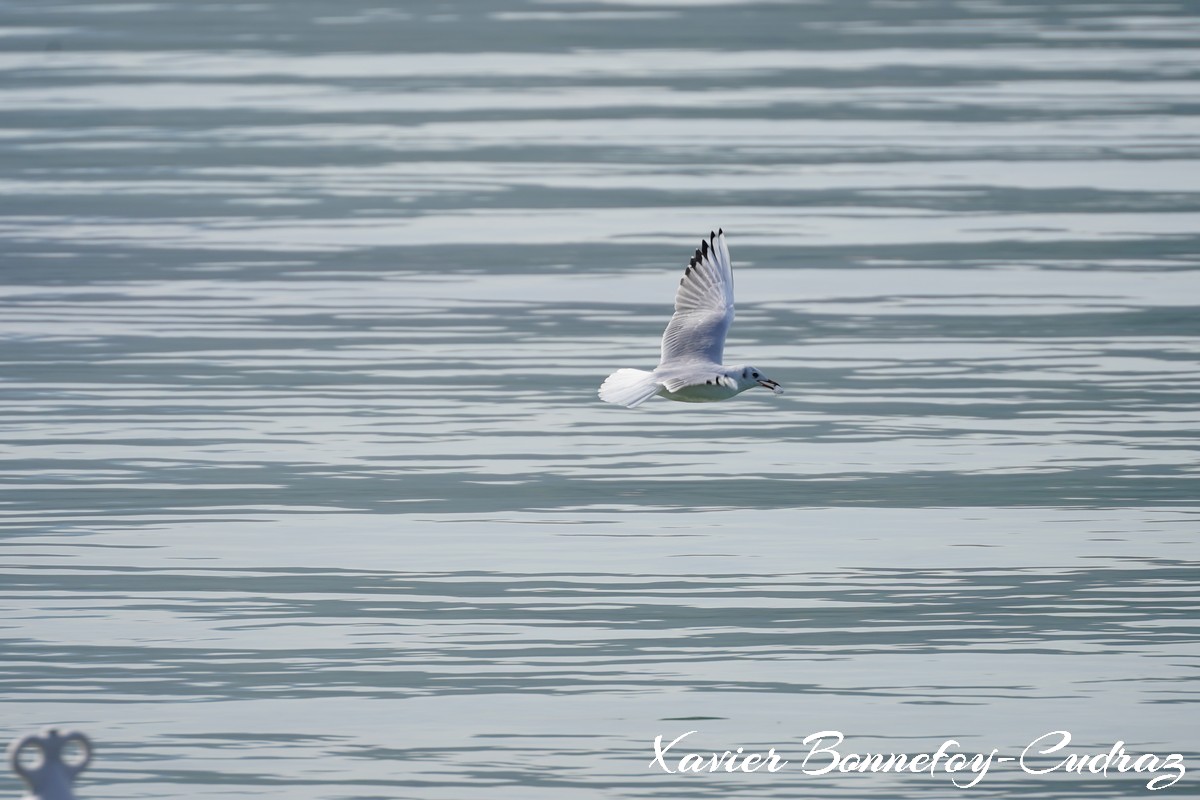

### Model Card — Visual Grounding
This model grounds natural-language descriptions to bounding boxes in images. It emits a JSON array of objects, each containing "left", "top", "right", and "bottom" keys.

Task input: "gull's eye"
[{"left": 752, "top": 372, "right": 759, "bottom": 378}]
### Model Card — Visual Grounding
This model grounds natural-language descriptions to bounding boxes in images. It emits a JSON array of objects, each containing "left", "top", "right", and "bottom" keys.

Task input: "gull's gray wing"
[{"left": 659, "top": 229, "right": 735, "bottom": 366}]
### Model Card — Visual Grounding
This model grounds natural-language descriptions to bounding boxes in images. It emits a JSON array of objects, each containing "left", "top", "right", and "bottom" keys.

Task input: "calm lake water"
[{"left": 2, "top": 1, "right": 1199, "bottom": 797}]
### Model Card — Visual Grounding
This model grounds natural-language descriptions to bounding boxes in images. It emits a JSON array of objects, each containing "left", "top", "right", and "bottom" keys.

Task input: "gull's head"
[{"left": 735, "top": 365, "right": 784, "bottom": 395}]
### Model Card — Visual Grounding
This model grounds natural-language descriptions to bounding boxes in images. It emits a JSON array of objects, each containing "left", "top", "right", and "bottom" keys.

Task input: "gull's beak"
[{"left": 757, "top": 378, "right": 784, "bottom": 395}]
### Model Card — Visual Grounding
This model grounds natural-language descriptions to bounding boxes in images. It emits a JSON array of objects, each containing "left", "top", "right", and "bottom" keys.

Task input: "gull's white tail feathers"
[{"left": 599, "top": 369, "right": 662, "bottom": 408}]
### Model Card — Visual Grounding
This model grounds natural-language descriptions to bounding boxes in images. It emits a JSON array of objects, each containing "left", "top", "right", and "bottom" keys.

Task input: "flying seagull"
[{"left": 599, "top": 229, "right": 783, "bottom": 408}]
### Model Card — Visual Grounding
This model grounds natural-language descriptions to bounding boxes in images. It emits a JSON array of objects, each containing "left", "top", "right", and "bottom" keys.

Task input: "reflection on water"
[{"left": 1, "top": 1, "right": 1198, "bottom": 797}]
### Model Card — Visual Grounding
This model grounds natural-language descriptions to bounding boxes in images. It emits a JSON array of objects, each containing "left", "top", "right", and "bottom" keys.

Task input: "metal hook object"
[{"left": 7, "top": 729, "right": 92, "bottom": 800}]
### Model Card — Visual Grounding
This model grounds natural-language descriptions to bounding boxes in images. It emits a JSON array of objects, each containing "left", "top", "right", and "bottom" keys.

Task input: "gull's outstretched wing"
[{"left": 659, "top": 229, "right": 735, "bottom": 366}]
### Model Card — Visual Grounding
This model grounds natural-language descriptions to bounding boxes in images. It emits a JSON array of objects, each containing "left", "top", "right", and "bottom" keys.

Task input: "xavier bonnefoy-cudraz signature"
[{"left": 649, "top": 730, "right": 1186, "bottom": 790}]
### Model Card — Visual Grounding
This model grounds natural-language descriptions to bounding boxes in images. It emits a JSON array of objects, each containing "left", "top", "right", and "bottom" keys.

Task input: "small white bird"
[{"left": 599, "top": 229, "right": 784, "bottom": 408}]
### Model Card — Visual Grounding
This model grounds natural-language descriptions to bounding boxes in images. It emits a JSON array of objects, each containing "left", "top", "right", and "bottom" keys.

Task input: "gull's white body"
[{"left": 599, "top": 230, "right": 783, "bottom": 408}]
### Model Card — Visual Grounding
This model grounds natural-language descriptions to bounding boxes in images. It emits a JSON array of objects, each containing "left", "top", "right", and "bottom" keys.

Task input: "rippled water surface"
[{"left": 2, "top": 1, "right": 1199, "bottom": 797}]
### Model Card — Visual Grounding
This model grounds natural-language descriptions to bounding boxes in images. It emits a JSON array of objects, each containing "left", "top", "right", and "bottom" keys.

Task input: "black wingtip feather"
[
  {"left": 701, "top": 239, "right": 709, "bottom": 255},
  {"left": 718, "top": 227, "right": 724, "bottom": 236}
]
